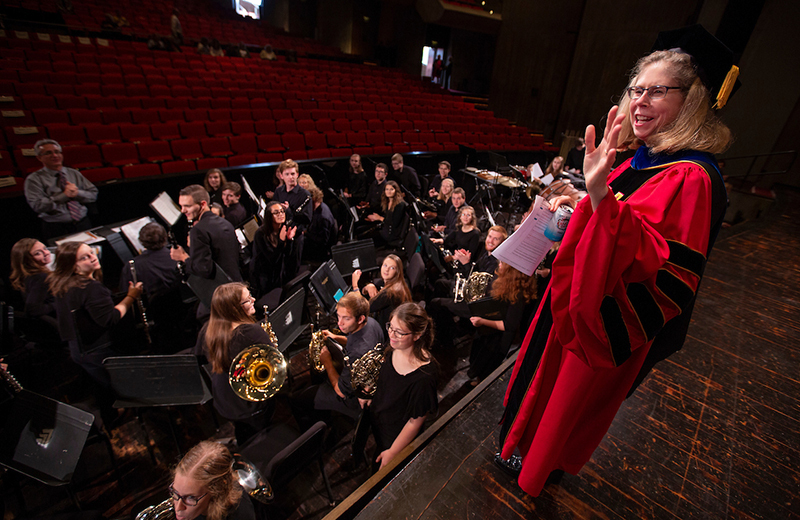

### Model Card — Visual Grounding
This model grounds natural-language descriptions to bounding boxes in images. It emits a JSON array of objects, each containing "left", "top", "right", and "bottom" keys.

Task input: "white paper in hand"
[{"left": 491, "top": 196, "right": 554, "bottom": 276}]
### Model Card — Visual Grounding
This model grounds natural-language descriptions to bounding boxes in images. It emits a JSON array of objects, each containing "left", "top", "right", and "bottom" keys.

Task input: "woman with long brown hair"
[
  {"left": 431, "top": 204, "right": 481, "bottom": 267},
  {"left": 373, "top": 180, "right": 407, "bottom": 249},
  {"left": 203, "top": 168, "right": 227, "bottom": 207},
  {"left": 48, "top": 241, "right": 142, "bottom": 386},
  {"left": 351, "top": 253, "right": 413, "bottom": 332},
  {"left": 10, "top": 238, "right": 55, "bottom": 319},
  {"left": 363, "top": 302, "right": 438, "bottom": 470},
  {"left": 193, "top": 282, "right": 276, "bottom": 444},
  {"left": 467, "top": 261, "right": 539, "bottom": 385},
  {"left": 169, "top": 440, "right": 255, "bottom": 520}
]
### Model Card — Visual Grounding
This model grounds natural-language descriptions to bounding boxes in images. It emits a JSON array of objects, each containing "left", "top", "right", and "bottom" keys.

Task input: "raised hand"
[{"left": 584, "top": 105, "right": 626, "bottom": 210}]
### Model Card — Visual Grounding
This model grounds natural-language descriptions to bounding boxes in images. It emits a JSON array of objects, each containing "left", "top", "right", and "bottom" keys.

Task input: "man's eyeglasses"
[
  {"left": 168, "top": 485, "right": 207, "bottom": 506},
  {"left": 625, "top": 85, "right": 683, "bottom": 100},
  {"left": 39, "top": 150, "right": 63, "bottom": 156},
  {"left": 386, "top": 323, "right": 412, "bottom": 338}
]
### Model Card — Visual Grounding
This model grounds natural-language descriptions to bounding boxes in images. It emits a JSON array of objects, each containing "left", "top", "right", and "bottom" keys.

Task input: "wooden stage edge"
[{"left": 324, "top": 186, "right": 800, "bottom": 520}]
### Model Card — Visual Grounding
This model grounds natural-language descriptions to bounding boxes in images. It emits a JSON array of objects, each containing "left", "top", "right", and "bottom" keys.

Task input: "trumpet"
[{"left": 229, "top": 344, "right": 287, "bottom": 402}]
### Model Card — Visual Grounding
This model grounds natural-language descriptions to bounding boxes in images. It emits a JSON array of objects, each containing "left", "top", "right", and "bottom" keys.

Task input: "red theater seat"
[
  {"left": 81, "top": 166, "right": 121, "bottom": 183},
  {"left": 171, "top": 139, "right": 204, "bottom": 161},
  {"left": 48, "top": 126, "right": 86, "bottom": 146},
  {"left": 138, "top": 141, "right": 173, "bottom": 162},
  {"left": 102, "top": 143, "right": 138, "bottom": 166},
  {"left": 85, "top": 124, "right": 123, "bottom": 145},
  {"left": 197, "top": 157, "right": 228, "bottom": 170},
  {"left": 68, "top": 145, "right": 104, "bottom": 169},
  {"left": 281, "top": 133, "right": 305, "bottom": 153},
  {"left": 256, "top": 135, "right": 284, "bottom": 153},
  {"left": 200, "top": 137, "right": 233, "bottom": 157},
  {"left": 206, "top": 121, "right": 233, "bottom": 138},
  {"left": 161, "top": 160, "right": 196, "bottom": 175}
]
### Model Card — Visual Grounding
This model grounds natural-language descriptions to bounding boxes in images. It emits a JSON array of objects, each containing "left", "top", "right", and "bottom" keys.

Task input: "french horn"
[
  {"left": 454, "top": 272, "right": 493, "bottom": 303},
  {"left": 229, "top": 344, "right": 287, "bottom": 402},
  {"left": 349, "top": 344, "right": 385, "bottom": 398},
  {"left": 135, "top": 455, "right": 273, "bottom": 520},
  {"left": 308, "top": 326, "right": 326, "bottom": 372}
]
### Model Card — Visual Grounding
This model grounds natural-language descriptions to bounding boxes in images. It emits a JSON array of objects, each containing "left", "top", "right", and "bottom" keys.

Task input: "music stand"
[
  {"left": 331, "top": 239, "right": 379, "bottom": 277},
  {"left": 268, "top": 288, "right": 308, "bottom": 353},
  {"left": 308, "top": 260, "right": 350, "bottom": 315},
  {"left": 0, "top": 390, "right": 93, "bottom": 486},
  {"left": 103, "top": 354, "right": 212, "bottom": 461},
  {"left": 186, "top": 263, "right": 234, "bottom": 308}
]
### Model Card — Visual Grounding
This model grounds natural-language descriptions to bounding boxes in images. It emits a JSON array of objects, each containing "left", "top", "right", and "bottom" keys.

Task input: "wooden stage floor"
[{"left": 354, "top": 188, "right": 800, "bottom": 519}]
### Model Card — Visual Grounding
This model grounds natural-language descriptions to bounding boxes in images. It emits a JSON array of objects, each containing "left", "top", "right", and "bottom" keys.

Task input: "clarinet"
[
  {"left": 128, "top": 260, "right": 153, "bottom": 346},
  {"left": 167, "top": 229, "right": 187, "bottom": 281},
  {"left": 0, "top": 365, "right": 23, "bottom": 393},
  {"left": 286, "top": 195, "right": 311, "bottom": 228}
]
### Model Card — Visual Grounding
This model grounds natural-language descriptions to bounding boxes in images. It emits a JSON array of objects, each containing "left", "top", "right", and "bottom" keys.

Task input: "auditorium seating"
[{"left": 1, "top": 22, "right": 550, "bottom": 182}]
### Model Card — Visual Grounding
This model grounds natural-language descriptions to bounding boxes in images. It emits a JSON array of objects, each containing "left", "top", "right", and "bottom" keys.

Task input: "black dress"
[
  {"left": 370, "top": 350, "right": 438, "bottom": 452},
  {"left": 443, "top": 227, "right": 481, "bottom": 259},
  {"left": 23, "top": 271, "right": 55, "bottom": 318},
  {"left": 379, "top": 201, "right": 407, "bottom": 248},
  {"left": 250, "top": 228, "right": 299, "bottom": 297}
]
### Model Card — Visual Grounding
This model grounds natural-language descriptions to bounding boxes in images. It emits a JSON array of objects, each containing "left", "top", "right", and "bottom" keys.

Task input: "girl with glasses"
[
  {"left": 48, "top": 242, "right": 143, "bottom": 390},
  {"left": 363, "top": 302, "right": 438, "bottom": 470},
  {"left": 170, "top": 440, "right": 255, "bottom": 520},
  {"left": 193, "top": 283, "right": 276, "bottom": 445},
  {"left": 249, "top": 200, "right": 299, "bottom": 299}
]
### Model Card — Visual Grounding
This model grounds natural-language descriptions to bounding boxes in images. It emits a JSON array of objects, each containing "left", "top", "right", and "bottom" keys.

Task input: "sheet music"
[
  {"left": 240, "top": 175, "right": 259, "bottom": 204},
  {"left": 541, "top": 173, "right": 554, "bottom": 185},
  {"left": 150, "top": 192, "right": 182, "bottom": 227},
  {"left": 120, "top": 216, "right": 154, "bottom": 255},
  {"left": 55, "top": 231, "right": 103, "bottom": 246},
  {"left": 491, "top": 196, "right": 554, "bottom": 276},
  {"left": 530, "top": 163, "right": 544, "bottom": 180}
]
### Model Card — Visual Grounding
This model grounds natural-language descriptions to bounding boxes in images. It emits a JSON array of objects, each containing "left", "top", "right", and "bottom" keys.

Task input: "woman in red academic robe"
[{"left": 498, "top": 26, "right": 739, "bottom": 496}]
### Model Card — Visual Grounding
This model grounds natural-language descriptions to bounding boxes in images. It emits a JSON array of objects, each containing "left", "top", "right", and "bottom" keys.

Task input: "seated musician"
[
  {"left": 119, "top": 222, "right": 180, "bottom": 299},
  {"left": 250, "top": 201, "right": 299, "bottom": 299},
  {"left": 298, "top": 173, "right": 318, "bottom": 192},
  {"left": 367, "top": 181, "right": 407, "bottom": 250},
  {"left": 351, "top": 254, "right": 413, "bottom": 332},
  {"left": 292, "top": 292, "right": 383, "bottom": 424},
  {"left": 432, "top": 187, "right": 465, "bottom": 236},
  {"left": 467, "top": 261, "right": 539, "bottom": 385},
  {"left": 10, "top": 238, "right": 55, "bottom": 320},
  {"left": 204, "top": 168, "right": 227, "bottom": 207},
  {"left": 360, "top": 162, "right": 387, "bottom": 218},
  {"left": 193, "top": 283, "right": 275, "bottom": 445},
  {"left": 427, "top": 226, "right": 508, "bottom": 348},
  {"left": 221, "top": 182, "right": 248, "bottom": 229},
  {"left": 169, "top": 440, "right": 255, "bottom": 520},
  {"left": 303, "top": 187, "right": 338, "bottom": 262},
  {"left": 427, "top": 161, "right": 452, "bottom": 199},
  {"left": 431, "top": 205, "right": 481, "bottom": 269},
  {"left": 49, "top": 242, "right": 143, "bottom": 388},
  {"left": 423, "top": 178, "right": 454, "bottom": 224},
  {"left": 343, "top": 154, "right": 368, "bottom": 205}
]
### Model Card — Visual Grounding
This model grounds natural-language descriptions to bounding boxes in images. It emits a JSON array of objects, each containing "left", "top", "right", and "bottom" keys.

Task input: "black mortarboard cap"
[{"left": 652, "top": 24, "right": 741, "bottom": 109}]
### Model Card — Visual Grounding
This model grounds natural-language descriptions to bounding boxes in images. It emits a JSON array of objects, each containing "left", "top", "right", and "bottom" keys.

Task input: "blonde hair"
[
  {"left": 173, "top": 441, "right": 241, "bottom": 520},
  {"left": 616, "top": 50, "right": 733, "bottom": 155}
]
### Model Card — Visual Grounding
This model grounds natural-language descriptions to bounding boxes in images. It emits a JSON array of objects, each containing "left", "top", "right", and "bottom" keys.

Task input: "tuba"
[
  {"left": 349, "top": 344, "right": 385, "bottom": 398},
  {"left": 229, "top": 344, "right": 287, "bottom": 402},
  {"left": 135, "top": 455, "right": 273, "bottom": 520},
  {"left": 454, "top": 272, "right": 493, "bottom": 303}
]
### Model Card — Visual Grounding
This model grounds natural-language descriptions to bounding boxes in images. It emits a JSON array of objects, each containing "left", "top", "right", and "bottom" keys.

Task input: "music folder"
[
  {"left": 468, "top": 297, "right": 508, "bottom": 321},
  {"left": 150, "top": 191, "right": 183, "bottom": 228},
  {"left": 103, "top": 355, "right": 212, "bottom": 408}
]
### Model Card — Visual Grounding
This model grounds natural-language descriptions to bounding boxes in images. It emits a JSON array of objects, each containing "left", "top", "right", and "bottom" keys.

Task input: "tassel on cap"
[{"left": 714, "top": 65, "right": 739, "bottom": 110}]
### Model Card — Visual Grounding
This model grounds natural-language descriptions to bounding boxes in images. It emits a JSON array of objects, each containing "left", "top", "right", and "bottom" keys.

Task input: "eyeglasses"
[
  {"left": 386, "top": 323, "right": 412, "bottom": 338},
  {"left": 270, "top": 209, "right": 285, "bottom": 215},
  {"left": 625, "top": 85, "right": 683, "bottom": 100},
  {"left": 39, "top": 150, "right": 62, "bottom": 156},
  {"left": 168, "top": 485, "right": 208, "bottom": 506},
  {"left": 241, "top": 295, "right": 255, "bottom": 306}
]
